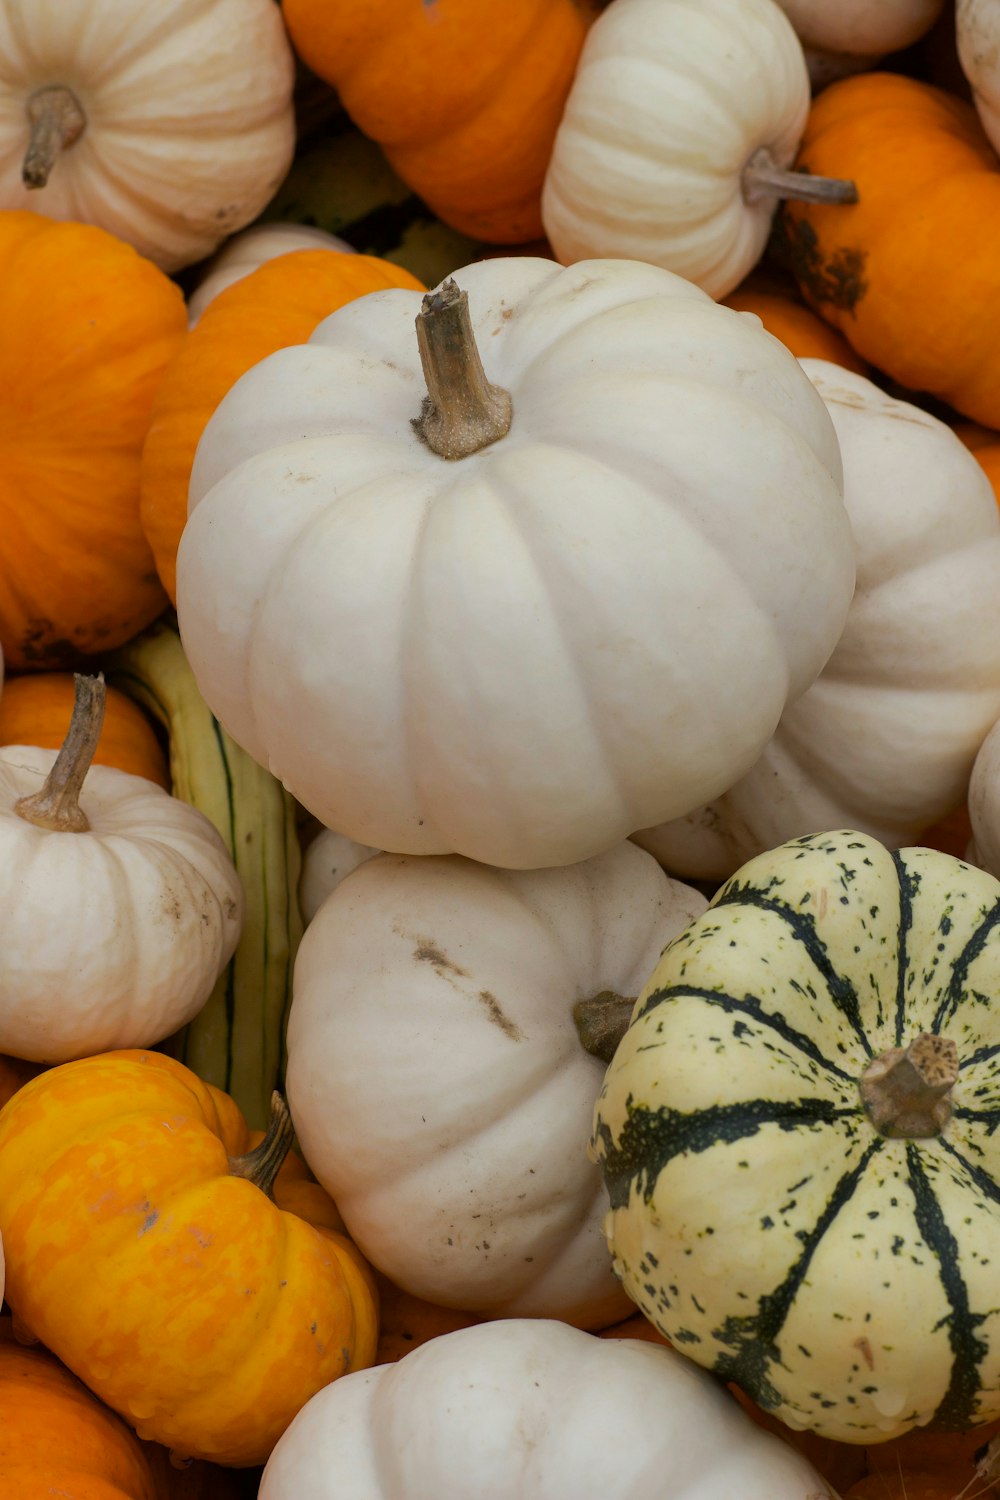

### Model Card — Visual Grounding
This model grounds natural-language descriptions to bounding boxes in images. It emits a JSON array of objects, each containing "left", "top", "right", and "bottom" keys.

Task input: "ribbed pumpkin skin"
[
  {"left": 593, "top": 830, "right": 1000, "bottom": 1443},
  {"left": 778, "top": 74, "right": 1000, "bottom": 426},
  {"left": 0, "top": 1051, "right": 379, "bottom": 1466},
  {"left": 140, "top": 248, "right": 424, "bottom": 602},
  {"left": 0, "top": 1327, "right": 158, "bottom": 1500},
  {"left": 0, "top": 212, "right": 185, "bottom": 669},
  {"left": 0, "top": 673, "right": 168, "bottom": 787},
  {"left": 722, "top": 289, "right": 867, "bottom": 373},
  {"left": 281, "top": 0, "right": 588, "bottom": 243}
]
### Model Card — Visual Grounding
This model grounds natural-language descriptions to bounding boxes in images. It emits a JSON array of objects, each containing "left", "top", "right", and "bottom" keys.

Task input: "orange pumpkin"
[
  {"left": 140, "top": 249, "right": 424, "bottom": 601},
  {"left": 0, "top": 212, "right": 185, "bottom": 669},
  {"left": 0, "top": 673, "right": 168, "bottom": 788},
  {"left": 374, "top": 1275, "right": 482, "bottom": 1365},
  {"left": 0, "top": 1320, "right": 158, "bottom": 1499},
  {"left": 0, "top": 1050, "right": 379, "bottom": 1466},
  {"left": 956, "top": 421, "right": 1000, "bottom": 508},
  {"left": 722, "top": 288, "right": 868, "bottom": 373},
  {"left": 281, "top": 0, "right": 589, "bottom": 243},
  {"left": 778, "top": 73, "right": 1000, "bottom": 426}
]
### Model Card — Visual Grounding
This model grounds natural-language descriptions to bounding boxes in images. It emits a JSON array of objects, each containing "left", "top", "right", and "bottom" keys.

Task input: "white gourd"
[
  {"left": 299, "top": 828, "right": 379, "bottom": 926},
  {"left": 775, "top": 0, "right": 945, "bottom": 79}
]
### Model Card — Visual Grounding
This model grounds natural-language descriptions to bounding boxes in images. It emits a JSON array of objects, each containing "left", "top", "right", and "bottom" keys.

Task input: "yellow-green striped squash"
[{"left": 592, "top": 828, "right": 1000, "bottom": 1444}]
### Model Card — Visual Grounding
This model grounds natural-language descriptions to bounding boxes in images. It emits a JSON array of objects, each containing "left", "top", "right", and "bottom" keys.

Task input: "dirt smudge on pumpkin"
[
  {"left": 771, "top": 208, "right": 868, "bottom": 314},
  {"left": 411, "top": 938, "right": 470, "bottom": 979},
  {"left": 853, "top": 1335, "right": 875, "bottom": 1371},
  {"left": 402, "top": 930, "right": 523, "bottom": 1039},
  {"left": 478, "top": 990, "right": 523, "bottom": 1041}
]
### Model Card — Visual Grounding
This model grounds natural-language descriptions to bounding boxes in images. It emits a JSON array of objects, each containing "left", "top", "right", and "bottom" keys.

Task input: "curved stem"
[
  {"left": 860, "top": 1033, "right": 958, "bottom": 1139},
  {"left": 411, "top": 279, "right": 513, "bottom": 460},
  {"left": 22, "top": 85, "right": 87, "bottom": 190},
  {"left": 742, "top": 147, "right": 858, "bottom": 207},
  {"left": 573, "top": 990, "right": 637, "bottom": 1067},
  {"left": 228, "top": 1092, "right": 295, "bottom": 1199},
  {"left": 14, "top": 673, "right": 104, "bottom": 833}
]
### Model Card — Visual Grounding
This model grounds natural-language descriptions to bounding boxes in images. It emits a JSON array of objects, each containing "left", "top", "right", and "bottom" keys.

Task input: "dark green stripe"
[
  {"left": 906, "top": 1144, "right": 988, "bottom": 1429},
  {"left": 892, "top": 851, "right": 918, "bottom": 1048},
  {"left": 714, "top": 882, "right": 872, "bottom": 1056},
  {"left": 933, "top": 899, "right": 1000, "bottom": 1033},
  {"left": 211, "top": 716, "right": 238, "bottom": 1092},
  {"left": 636, "top": 984, "right": 857, "bottom": 1084},
  {"left": 958, "top": 1042, "right": 1000, "bottom": 1073}
]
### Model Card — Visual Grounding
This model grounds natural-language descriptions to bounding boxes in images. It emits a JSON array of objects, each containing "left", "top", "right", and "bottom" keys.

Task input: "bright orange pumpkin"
[
  {"left": 0, "top": 673, "right": 168, "bottom": 788},
  {"left": 281, "top": 0, "right": 589, "bottom": 242},
  {"left": 778, "top": 73, "right": 1000, "bottom": 426},
  {"left": 0, "top": 212, "right": 185, "bottom": 669},
  {"left": 140, "top": 248, "right": 424, "bottom": 601},
  {"left": 722, "top": 288, "right": 868, "bottom": 373},
  {"left": 0, "top": 1050, "right": 379, "bottom": 1467}
]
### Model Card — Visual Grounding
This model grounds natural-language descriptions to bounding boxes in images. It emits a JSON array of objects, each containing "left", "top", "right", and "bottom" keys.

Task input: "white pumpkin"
[
  {"left": 259, "top": 1319, "right": 836, "bottom": 1500},
  {"left": 541, "top": 0, "right": 857, "bottom": 300},
  {"left": 0, "top": 676, "right": 243, "bottom": 1061},
  {"left": 970, "top": 718, "right": 1000, "bottom": 878},
  {"left": 957, "top": 0, "right": 1000, "bottom": 156},
  {"left": 0, "top": 0, "right": 296, "bottom": 273},
  {"left": 775, "top": 0, "right": 945, "bottom": 76},
  {"left": 177, "top": 255, "right": 855, "bottom": 870},
  {"left": 286, "top": 840, "right": 707, "bottom": 1325},
  {"left": 299, "top": 828, "right": 379, "bottom": 925},
  {"left": 187, "top": 223, "right": 354, "bottom": 325},
  {"left": 636, "top": 358, "right": 1000, "bottom": 881}
]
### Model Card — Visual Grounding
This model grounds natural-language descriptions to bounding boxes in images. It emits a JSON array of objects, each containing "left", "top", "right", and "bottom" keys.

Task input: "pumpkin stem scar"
[
  {"left": 411, "top": 277, "right": 513, "bottom": 460},
  {"left": 14, "top": 672, "right": 105, "bottom": 833},
  {"left": 228, "top": 1092, "right": 296, "bottom": 1199},
  {"left": 742, "top": 147, "right": 858, "bottom": 207},
  {"left": 860, "top": 1032, "right": 959, "bottom": 1139},
  {"left": 573, "top": 991, "right": 637, "bottom": 1065},
  {"left": 22, "top": 86, "right": 87, "bottom": 189}
]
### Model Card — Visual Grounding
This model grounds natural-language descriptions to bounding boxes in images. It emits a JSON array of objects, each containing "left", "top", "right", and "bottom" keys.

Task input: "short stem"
[
  {"left": 573, "top": 990, "right": 637, "bottom": 1067},
  {"left": 860, "top": 1033, "right": 959, "bottom": 1139},
  {"left": 742, "top": 147, "right": 858, "bottom": 207},
  {"left": 22, "top": 85, "right": 87, "bottom": 189},
  {"left": 228, "top": 1092, "right": 295, "bottom": 1199},
  {"left": 411, "top": 278, "right": 513, "bottom": 461},
  {"left": 14, "top": 673, "right": 104, "bottom": 833}
]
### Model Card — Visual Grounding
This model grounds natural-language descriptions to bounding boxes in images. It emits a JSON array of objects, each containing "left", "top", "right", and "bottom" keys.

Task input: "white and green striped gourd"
[{"left": 592, "top": 828, "right": 1000, "bottom": 1444}]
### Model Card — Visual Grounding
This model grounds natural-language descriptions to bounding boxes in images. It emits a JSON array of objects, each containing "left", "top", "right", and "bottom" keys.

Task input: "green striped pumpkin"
[{"left": 592, "top": 828, "right": 1000, "bottom": 1444}]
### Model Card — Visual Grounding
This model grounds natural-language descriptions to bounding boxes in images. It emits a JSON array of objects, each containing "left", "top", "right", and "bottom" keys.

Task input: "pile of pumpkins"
[{"left": 3, "top": 0, "right": 1000, "bottom": 1496}]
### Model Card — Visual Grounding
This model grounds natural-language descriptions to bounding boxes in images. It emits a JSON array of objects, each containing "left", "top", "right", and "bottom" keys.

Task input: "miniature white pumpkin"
[
  {"left": 0, "top": 676, "right": 243, "bottom": 1061},
  {"left": 259, "top": 1319, "right": 836, "bottom": 1500},
  {"left": 177, "top": 255, "right": 855, "bottom": 870},
  {"left": 299, "top": 828, "right": 379, "bottom": 925},
  {"left": 187, "top": 223, "right": 354, "bottom": 325},
  {"left": 541, "top": 0, "right": 857, "bottom": 299},
  {"left": 775, "top": 0, "right": 944, "bottom": 80},
  {"left": 636, "top": 359, "right": 1000, "bottom": 881},
  {"left": 286, "top": 840, "right": 707, "bottom": 1325},
  {"left": 957, "top": 0, "right": 1000, "bottom": 155},
  {"left": 970, "top": 718, "right": 1000, "bottom": 877},
  {"left": 0, "top": 0, "right": 296, "bottom": 272}
]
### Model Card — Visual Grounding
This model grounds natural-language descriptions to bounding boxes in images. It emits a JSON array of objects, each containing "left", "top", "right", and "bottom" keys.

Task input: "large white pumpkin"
[
  {"left": 177, "top": 255, "right": 854, "bottom": 870},
  {"left": 286, "top": 840, "right": 707, "bottom": 1325},
  {"left": 0, "top": 0, "right": 295, "bottom": 272},
  {"left": 259, "top": 1320, "right": 835, "bottom": 1500},
  {"left": 636, "top": 358, "right": 1000, "bottom": 881}
]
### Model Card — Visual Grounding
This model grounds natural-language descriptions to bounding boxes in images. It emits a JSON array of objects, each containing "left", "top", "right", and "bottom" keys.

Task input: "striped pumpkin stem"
[
  {"left": 573, "top": 991, "right": 637, "bottom": 1066},
  {"left": 860, "top": 1032, "right": 959, "bottom": 1139}
]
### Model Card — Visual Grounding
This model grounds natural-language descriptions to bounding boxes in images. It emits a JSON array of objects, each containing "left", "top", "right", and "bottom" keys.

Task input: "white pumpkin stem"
[
  {"left": 412, "top": 278, "right": 513, "bottom": 460},
  {"left": 22, "top": 85, "right": 87, "bottom": 190},
  {"left": 742, "top": 147, "right": 858, "bottom": 207},
  {"left": 228, "top": 1091, "right": 295, "bottom": 1199},
  {"left": 14, "top": 673, "right": 105, "bottom": 834},
  {"left": 573, "top": 991, "right": 638, "bottom": 1066},
  {"left": 860, "top": 1033, "right": 959, "bottom": 1139}
]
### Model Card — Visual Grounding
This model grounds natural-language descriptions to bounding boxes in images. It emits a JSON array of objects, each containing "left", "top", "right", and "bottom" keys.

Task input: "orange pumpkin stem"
[
  {"left": 228, "top": 1091, "right": 296, "bottom": 1199},
  {"left": 860, "top": 1033, "right": 959, "bottom": 1139},
  {"left": 412, "top": 279, "right": 513, "bottom": 461},
  {"left": 22, "top": 85, "right": 87, "bottom": 190},
  {"left": 14, "top": 673, "right": 105, "bottom": 834},
  {"left": 573, "top": 990, "right": 637, "bottom": 1066},
  {"left": 742, "top": 147, "right": 858, "bottom": 207}
]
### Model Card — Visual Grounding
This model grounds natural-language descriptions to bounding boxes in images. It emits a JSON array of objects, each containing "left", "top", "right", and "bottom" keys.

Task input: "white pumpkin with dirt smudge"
[{"left": 285, "top": 840, "right": 707, "bottom": 1326}]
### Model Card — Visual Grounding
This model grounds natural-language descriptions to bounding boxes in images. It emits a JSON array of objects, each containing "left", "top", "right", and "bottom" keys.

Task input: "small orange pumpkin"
[
  {"left": 140, "top": 249, "right": 424, "bottom": 601},
  {"left": 0, "top": 673, "right": 168, "bottom": 788},
  {"left": 778, "top": 73, "right": 1000, "bottom": 425},
  {"left": 0, "top": 212, "right": 186, "bottom": 669},
  {"left": 281, "top": 0, "right": 589, "bottom": 243},
  {"left": 0, "top": 1050, "right": 379, "bottom": 1466},
  {"left": 723, "top": 288, "right": 867, "bottom": 372}
]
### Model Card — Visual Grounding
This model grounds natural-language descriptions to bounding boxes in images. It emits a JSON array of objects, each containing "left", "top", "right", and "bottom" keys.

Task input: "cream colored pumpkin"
[
  {"left": 259, "top": 1319, "right": 835, "bottom": 1500},
  {"left": 286, "top": 840, "right": 707, "bottom": 1325},
  {"left": 636, "top": 359, "right": 1000, "bottom": 881},
  {"left": 0, "top": 0, "right": 295, "bottom": 273},
  {"left": 177, "top": 255, "right": 854, "bottom": 870},
  {"left": 775, "top": 0, "right": 944, "bottom": 80},
  {"left": 970, "top": 718, "right": 1000, "bottom": 878},
  {"left": 541, "top": 0, "right": 857, "bottom": 299},
  {"left": 0, "top": 678, "right": 242, "bottom": 1061},
  {"left": 187, "top": 223, "right": 354, "bottom": 325},
  {"left": 299, "top": 828, "right": 379, "bottom": 925},
  {"left": 957, "top": 0, "right": 1000, "bottom": 155}
]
